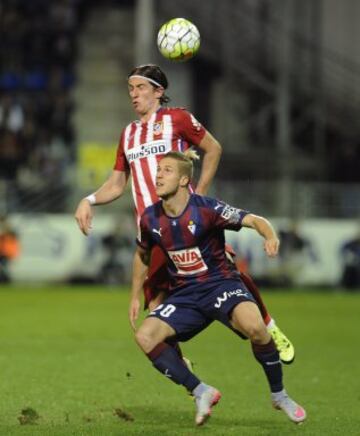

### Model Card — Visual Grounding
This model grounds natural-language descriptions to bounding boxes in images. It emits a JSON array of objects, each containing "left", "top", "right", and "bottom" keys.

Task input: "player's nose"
[{"left": 130, "top": 88, "right": 138, "bottom": 98}]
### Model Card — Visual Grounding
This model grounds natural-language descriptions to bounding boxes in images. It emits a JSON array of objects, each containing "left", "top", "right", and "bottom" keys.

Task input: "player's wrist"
[{"left": 85, "top": 194, "right": 96, "bottom": 205}]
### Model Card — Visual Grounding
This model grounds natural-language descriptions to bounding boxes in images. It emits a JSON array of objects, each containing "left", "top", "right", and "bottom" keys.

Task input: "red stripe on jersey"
[
  {"left": 114, "top": 130, "right": 129, "bottom": 171},
  {"left": 139, "top": 121, "right": 148, "bottom": 144},
  {"left": 139, "top": 117, "right": 159, "bottom": 206},
  {"left": 127, "top": 123, "right": 137, "bottom": 150},
  {"left": 131, "top": 161, "right": 146, "bottom": 218},
  {"left": 140, "top": 158, "right": 158, "bottom": 205},
  {"left": 131, "top": 122, "right": 150, "bottom": 220}
]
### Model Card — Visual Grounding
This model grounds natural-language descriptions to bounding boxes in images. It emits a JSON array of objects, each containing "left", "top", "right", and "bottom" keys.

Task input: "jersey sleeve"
[
  {"left": 113, "top": 129, "right": 130, "bottom": 172},
  {"left": 207, "top": 198, "right": 250, "bottom": 231},
  {"left": 175, "top": 109, "right": 206, "bottom": 145},
  {"left": 136, "top": 213, "right": 155, "bottom": 251}
]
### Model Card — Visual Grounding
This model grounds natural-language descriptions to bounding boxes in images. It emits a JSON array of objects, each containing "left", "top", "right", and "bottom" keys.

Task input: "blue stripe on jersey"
[{"left": 140, "top": 194, "right": 249, "bottom": 293}]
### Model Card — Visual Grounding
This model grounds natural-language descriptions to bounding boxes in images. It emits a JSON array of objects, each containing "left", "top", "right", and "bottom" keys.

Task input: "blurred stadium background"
[
  {"left": 1, "top": 1, "right": 360, "bottom": 434},
  {"left": 0, "top": 0, "right": 359, "bottom": 289}
]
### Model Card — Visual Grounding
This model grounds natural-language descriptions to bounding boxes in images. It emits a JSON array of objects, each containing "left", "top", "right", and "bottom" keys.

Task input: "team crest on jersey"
[
  {"left": 168, "top": 247, "right": 207, "bottom": 275},
  {"left": 153, "top": 121, "right": 163, "bottom": 135},
  {"left": 187, "top": 220, "right": 196, "bottom": 234}
]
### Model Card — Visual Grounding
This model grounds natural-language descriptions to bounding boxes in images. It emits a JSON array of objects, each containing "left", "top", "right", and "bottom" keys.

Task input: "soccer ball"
[{"left": 157, "top": 18, "right": 200, "bottom": 62}]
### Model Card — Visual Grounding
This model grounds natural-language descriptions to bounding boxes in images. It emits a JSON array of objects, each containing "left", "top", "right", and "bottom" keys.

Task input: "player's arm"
[
  {"left": 129, "top": 246, "right": 150, "bottom": 331},
  {"left": 195, "top": 131, "right": 222, "bottom": 195},
  {"left": 242, "top": 213, "right": 280, "bottom": 258},
  {"left": 75, "top": 169, "right": 128, "bottom": 236}
]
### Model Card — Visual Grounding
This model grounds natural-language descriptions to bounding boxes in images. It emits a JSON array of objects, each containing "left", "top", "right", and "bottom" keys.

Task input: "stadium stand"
[{"left": 0, "top": 0, "right": 87, "bottom": 212}]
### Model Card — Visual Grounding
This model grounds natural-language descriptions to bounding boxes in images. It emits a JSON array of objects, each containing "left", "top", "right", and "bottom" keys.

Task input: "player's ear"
[
  {"left": 155, "top": 86, "right": 164, "bottom": 99},
  {"left": 179, "top": 174, "right": 190, "bottom": 187}
]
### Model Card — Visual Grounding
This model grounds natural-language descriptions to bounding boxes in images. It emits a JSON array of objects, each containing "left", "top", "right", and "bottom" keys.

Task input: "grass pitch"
[{"left": 0, "top": 285, "right": 359, "bottom": 435}]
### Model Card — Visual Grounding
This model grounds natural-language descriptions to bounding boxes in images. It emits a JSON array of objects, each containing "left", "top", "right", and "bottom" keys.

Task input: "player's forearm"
[
  {"left": 86, "top": 171, "right": 128, "bottom": 205},
  {"left": 91, "top": 184, "right": 123, "bottom": 205},
  {"left": 195, "top": 146, "right": 222, "bottom": 195},
  {"left": 131, "top": 250, "right": 149, "bottom": 300},
  {"left": 251, "top": 215, "right": 278, "bottom": 242}
]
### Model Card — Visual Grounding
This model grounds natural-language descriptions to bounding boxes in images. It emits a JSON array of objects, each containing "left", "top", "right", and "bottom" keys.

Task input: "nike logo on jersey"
[{"left": 152, "top": 228, "right": 162, "bottom": 237}]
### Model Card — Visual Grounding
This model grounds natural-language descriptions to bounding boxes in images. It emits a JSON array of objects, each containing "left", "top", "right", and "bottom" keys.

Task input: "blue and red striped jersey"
[{"left": 137, "top": 194, "right": 250, "bottom": 293}]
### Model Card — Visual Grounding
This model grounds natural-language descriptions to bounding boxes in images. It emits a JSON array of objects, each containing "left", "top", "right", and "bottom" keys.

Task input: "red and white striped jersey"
[{"left": 114, "top": 107, "right": 206, "bottom": 226}]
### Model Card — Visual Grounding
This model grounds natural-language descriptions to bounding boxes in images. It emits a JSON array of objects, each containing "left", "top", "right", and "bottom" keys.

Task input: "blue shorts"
[{"left": 147, "top": 279, "right": 256, "bottom": 342}]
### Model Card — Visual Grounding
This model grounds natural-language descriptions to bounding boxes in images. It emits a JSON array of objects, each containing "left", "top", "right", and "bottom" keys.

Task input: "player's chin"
[{"left": 155, "top": 187, "right": 165, "bottom": 198}]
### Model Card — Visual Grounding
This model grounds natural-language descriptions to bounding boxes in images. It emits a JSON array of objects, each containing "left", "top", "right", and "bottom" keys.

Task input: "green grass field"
[{"left": 0, "top": 286, "right": 359, "bottom": 435}]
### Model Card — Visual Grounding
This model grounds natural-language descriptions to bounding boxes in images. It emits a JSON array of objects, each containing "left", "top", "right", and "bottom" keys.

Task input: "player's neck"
[
  {"left": 138, "top": 102, "right": 162, "bottom": 123},
  {"left": 162, "top": 190, "right": 190, "bottom": 217}
]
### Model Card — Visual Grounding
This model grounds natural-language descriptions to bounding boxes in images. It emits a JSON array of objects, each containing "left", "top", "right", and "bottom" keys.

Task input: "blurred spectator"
[
  {"left": 330, "top": 141, "right": 360, "bottom": 183},
  {"left": 0, "top": 215, "right": 20, "bottom": 283},
  {"left": 275, "top": 221, "right": 318, "bottom": 286},
  {"left": 99, "top": 219, "right": 135, "bottom": 285},
  {"left": 0, "top": 93, "right": 25, "bottom": 133},
  {"left": 0, "top": 129, "right": 23, "bottom": 181},
  {"left": 0, "top": 0, "right": 81, "bottom": 212},
  {"left": 340, "top": 230, "right": 360, "bottom": 290}
]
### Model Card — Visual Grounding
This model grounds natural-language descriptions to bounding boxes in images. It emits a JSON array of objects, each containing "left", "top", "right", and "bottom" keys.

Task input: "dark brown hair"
[{"left": 128, "top": 64, "right": 170, "bottom": 104}]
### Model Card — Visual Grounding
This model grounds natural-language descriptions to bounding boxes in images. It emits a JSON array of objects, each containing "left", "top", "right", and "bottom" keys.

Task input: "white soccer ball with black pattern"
[{"left": 157, "top": 18, "right": 200, "bottom": 61}]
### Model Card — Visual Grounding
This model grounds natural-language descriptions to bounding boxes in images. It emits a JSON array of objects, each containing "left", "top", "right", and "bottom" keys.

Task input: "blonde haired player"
[
  {"left": 75, "top": 64, "right": 294, "bottom": 369},
  {"left": 131, "top": 151, "right": 306, "bottom": 425}
]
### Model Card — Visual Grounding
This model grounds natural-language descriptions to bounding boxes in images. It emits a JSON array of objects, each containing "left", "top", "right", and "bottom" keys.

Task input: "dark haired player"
[{"left": 131, "top": 151, "right": 306, "bottom": 426}]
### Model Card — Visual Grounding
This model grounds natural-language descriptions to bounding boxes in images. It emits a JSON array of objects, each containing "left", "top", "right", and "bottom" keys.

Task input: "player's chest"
[
  {"left": 152, "top": 217, "right": 211, "bottom": 275},
  {"left": 125, "top": 121, "right": 182, "bottom": 164},
  {"left": 151, "top": 216, "right": 209, "bottom": 250}
]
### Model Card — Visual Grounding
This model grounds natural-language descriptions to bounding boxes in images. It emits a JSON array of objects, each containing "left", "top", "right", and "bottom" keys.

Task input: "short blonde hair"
[{"left": 163, "top": 149, "right": 200, "bottom": 182}]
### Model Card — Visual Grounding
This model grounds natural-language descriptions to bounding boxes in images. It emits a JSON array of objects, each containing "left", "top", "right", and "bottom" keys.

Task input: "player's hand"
[
  {"left": 264, "top": 237, "right": 280, "bottom": 257},
  {"left": 129, "top": 297, "right": 141, "bottom": 331},
  {"left": 74, "top": 199, "right": 93, "bottom": 236}
]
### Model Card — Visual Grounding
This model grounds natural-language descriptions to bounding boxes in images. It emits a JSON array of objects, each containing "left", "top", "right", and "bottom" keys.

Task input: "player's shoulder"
[
  {"left": 162, "top": 106, "right": 188, "bottom": 114},
  {"left": 160, "top": 106, "right": 192, "bottom": 119},
  {"left": 191, "top": 194, "right": 239, "bottom": 217},
  {"left": 142, "top": 200, "right": 163, "bottom": 219},
  {"left": 191, "top": 194, "right": 221, "bottom": 210},
  {"left": 119, "top": 120, "right": 138, "bottom": 137}
]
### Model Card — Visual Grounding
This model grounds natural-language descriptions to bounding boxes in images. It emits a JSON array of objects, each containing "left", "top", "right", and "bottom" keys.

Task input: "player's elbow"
[
  {"left": 246, "top": 214, "right": 268, "bottom": 230},
  {"left": 111, "top": 182, "right": 126, "bottom": 199},
  {"left": 212, "top": 140, "right": 222, "bottom": 157},
  {"left": 201, "top": 134, "right": 222, "bottom": 157}
]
